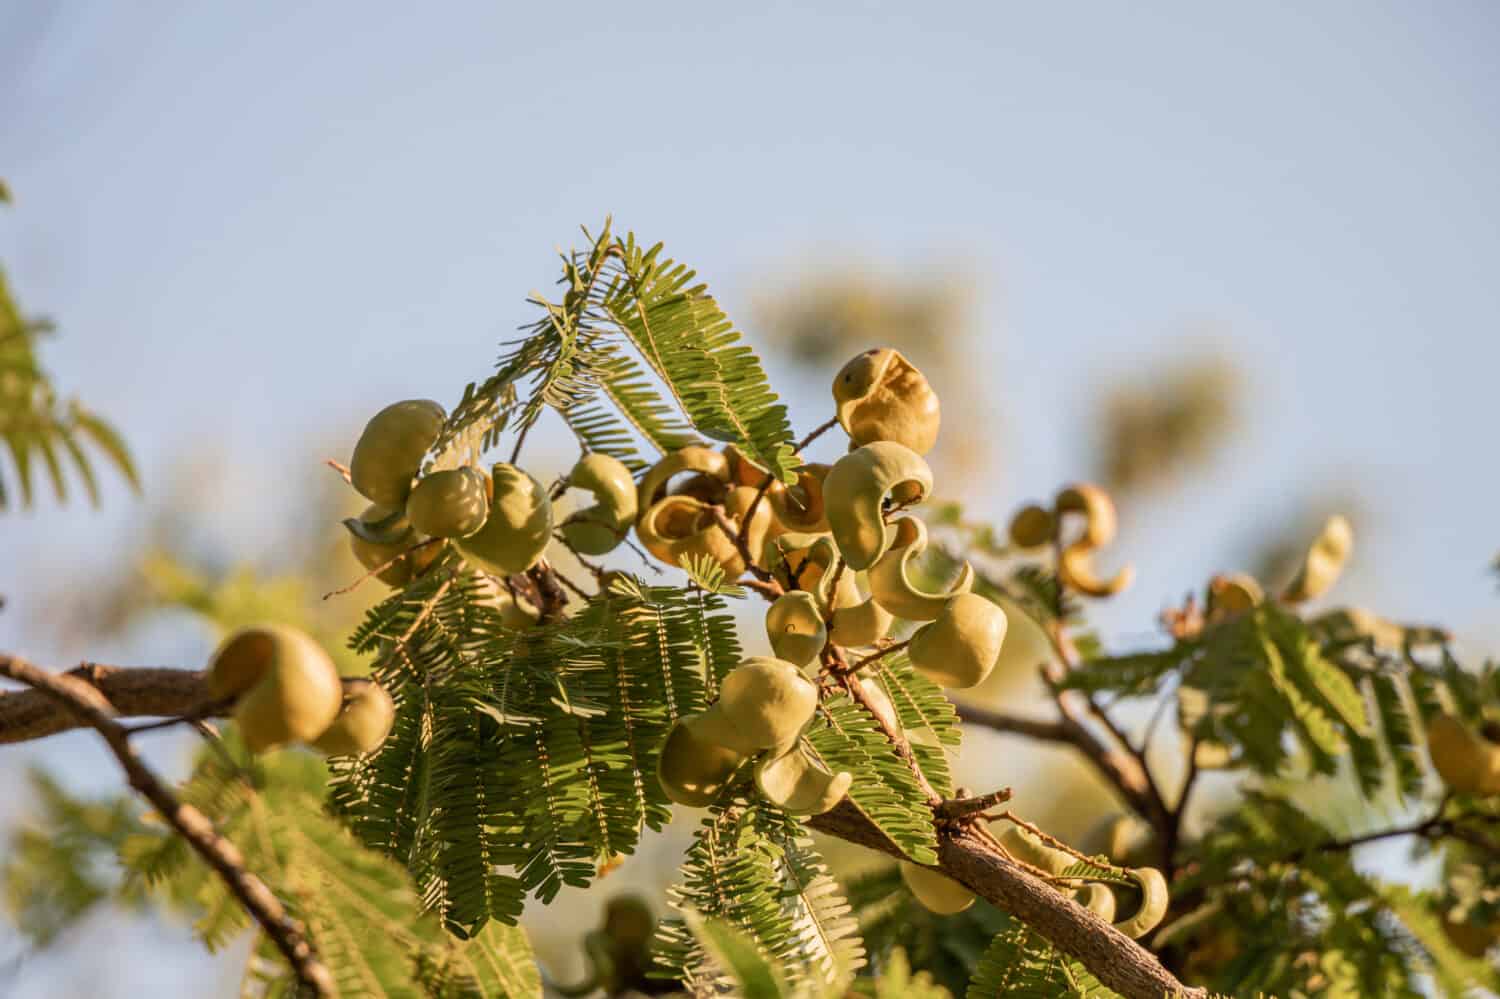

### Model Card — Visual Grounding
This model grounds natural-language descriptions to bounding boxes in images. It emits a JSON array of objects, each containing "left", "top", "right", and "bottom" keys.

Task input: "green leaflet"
[{"left": 966, "top": 926, "right": 1118, "bottom": 998}]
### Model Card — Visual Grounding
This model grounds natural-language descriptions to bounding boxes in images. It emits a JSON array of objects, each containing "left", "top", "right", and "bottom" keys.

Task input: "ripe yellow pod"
[
  {"left": 1207, "top": 572, "right": 1263, "bottom": 619},
  {"left": 1007, "top": 503, "right": 1056, "bottom": 549},
  {"left": 711, "top": 657, "right": 820, "bottom": 754},
  {"left": 908, "top": 593, "right": 1008, "bottom": 689},
  {"left": 208, "top": 626, "right": 343, "bottom": 754},
  {"left": 868, "top": 517, "right": 974, "bottom": 621},
  {"left": 455, "top": 463, "right": 554, "bottom": 575},
  {"left": 1058, "top": 544, "right": 1136, "bottom": 598},
  {"left": 824, "top": 442, "right": 934, "bottom": 570},
  {"left": 832, "top": 348, "right": 941, "bottom": 456},
  {"left": 656, "top": 713, "right": 748, "bottom": 807},
  {"left": 406, "top": 467, "right": 491, "bottom": 539},
  {"left": 312, "top": 680, "right": 396, "bottom": 756},
  {"left": 900, "top": 862, "right": 975, "bottom": 915},
  {"left": 1282, "top": 514, "right": 1354, "bottom": 604},
  {"left": 767, "top": 464, "right": 831, "bottom": 535},
  {"left": 1113, "top": 867, "right": 1169, "bottom": 939},
  {"left": 636, "top": 446, "right": 730, "bottom": 515},
  {"left": 349, "top": 399, "right": 446, "bottom": 508},
  {"left": 754, "top": 745, "right": 852, "bottom": 816},
  {"left": 787, "top": 537, "right": 893, "bottom": 647},
  {"left": 1073, "top": 883, "right": 1118, "bottom": 922},
  {"left": 996, "top": 825, "right": 1072, "bottom": 876},
  {"left": 1055, "top": 484, "right": 1117, "bottom": 547},
  {"left": 723, "top": 444, "right": 772, "bottom": 489},
  {"left": 346, "top": 504, "right": 435, "bottom": 587},
  {"left": 637, "top": 486, "right": 773, "bottom": 579},
  {"left": 765, "top": 592, "right": 828, "bottom": 670},
  {"left": 1427, "top": 714, "right": 1500, "bottom": 795},
  {"left": 559, "top": 453, "right": 637, "bottom": 556}
]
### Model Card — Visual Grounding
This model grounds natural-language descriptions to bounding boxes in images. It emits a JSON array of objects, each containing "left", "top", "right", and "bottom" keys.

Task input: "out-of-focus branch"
[{"left": 0, "top": 655, "right": 334, "bottom": 996}]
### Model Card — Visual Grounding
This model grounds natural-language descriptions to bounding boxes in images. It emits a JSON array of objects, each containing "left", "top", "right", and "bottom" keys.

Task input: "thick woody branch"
[
  {"left": 0, "top": 655, "right": 334, "bottom": 996},
  {"left": 809, "top": 800, "right": 1204, "bottom": 999}
]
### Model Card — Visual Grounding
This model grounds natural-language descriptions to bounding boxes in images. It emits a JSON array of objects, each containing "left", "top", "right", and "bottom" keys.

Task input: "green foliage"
[
  {"left": 0, "top": 267, "right": 137, "bottom": 509},
  {"left": 966, "top": 926, "right": 1117, "bottom": 998}
]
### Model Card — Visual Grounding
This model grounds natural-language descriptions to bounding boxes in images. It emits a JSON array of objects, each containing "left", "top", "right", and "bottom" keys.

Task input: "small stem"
[
  {"left": 325, "top": 459, "right": 352, "bottom": 485},
  {"left": 322, "top": 538, "right": 445, "bottom": 599},
  {"left": 847, "top": 640, "right": 911, "bottom": 675}
]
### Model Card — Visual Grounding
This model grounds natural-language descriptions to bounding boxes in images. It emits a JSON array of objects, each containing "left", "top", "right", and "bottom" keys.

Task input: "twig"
[
  {"left": 325, "top": 459, "right": 353, "bottom": 485},
  {"left": 0, "top": 656, "right": 334, "bottom": 996},
  {"left": 734, "top": 416, "right": 841, "bottom": 579},
  {"left": 935, "top": 787, "right": 1013, "bottom": 821},
  {"left": 322, "top": 537, "right": 445, "bottom": 599},
  {"left": 707, "top": 505, "right": 772, "bottom": 583},
  {"left": 846, "top": 640, "right": 911, "bottom": 674}
]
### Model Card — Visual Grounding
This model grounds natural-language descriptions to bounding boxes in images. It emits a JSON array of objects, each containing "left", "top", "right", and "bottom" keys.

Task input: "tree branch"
[{"left": 0, "top": 655, "right": 334, "bottom": 996}]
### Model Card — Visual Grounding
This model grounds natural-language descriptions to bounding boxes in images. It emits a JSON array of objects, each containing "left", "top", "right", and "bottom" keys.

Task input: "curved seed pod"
[
  {"left": 1053, "top": 483, "right": 1133, "bottom": 598},
  {"left": 559, "top": 453, "right": 637, "bottom": 556},
  {"left": 1072, "top": 883, "right": 1118, "bottom": 922},
  {"left": 723, "top": 443, "right": 772, "bottom": 488},
  {"left": 637, "top": 487, "right": 772, "bottom": 579},
  {"left": 1080, "top": 814, "right": 1154, "bottom": 867},
  {"left": 724, "top": 485, "right": 777, "bottom": 571},
  {"left": 908, "top": 593, "right": 1008, "bottom": 689},
  {"left": 456, "top": 463, "right": 554, "bottom": 575},
  {"left": 1008, "top": 503, "right": 1056, "bottom": 549},
  {"left": 1113, "top": 867, "right": 1170, "bottom": 939},
  {"left": 1055, "top": 483, "right": 1118, "bottom": 547},
  {"left": 767, "top": 464, "right": 831, "bottom": 534},
  {"left": 708, "top": 658, "right": 819, "bottom": 754},
  {"left": 832, "top": 348, "right": 942, "bottom": 455},
  {"left": 824, "top": 442, "right": 934, "bottom": 570},
  {"left": 406, "top": 467, "right": 491, "bottom": 539},
  {"left": 636, "top": 446, "right": 730, "bottom": 515},
  {"left": 754, "top": 745, "right": 852, "bottom": 815},
  {"left": 868, "top": 517, "right": 974, "bottom": 621},
  {"left": 789, "top": 537, "right": 893, "bottom": 647},
  {"left": 1058, "top": 542, "right": 1135, "bottom": 598},
  {"left": 312, "top": 681, "right": 396, "bottom": 756},
  {"left": 900, "top": 862, "right": 975, "bottom": 914},
  {"left": 346, "top": 504, "right": 433, "bottom": 587},
  {"left": 656, "top": 713, "right": 747, "bottom": 807},
  {"left": 765, "top": 592, "right": 827, "bottom": 669},
  {"left": 1282, "top": 514, "right": 1354, "bottom": 604},
  {"left": 208, "top": 626, "right": 343, "bottom": 753},
  {"left": 1427, "top": 714, "right": 1500, "bottom": 795},
  {"left": 349, "top": 399, "right": 446, "bottom": 507},
  {"left": 996, "top": 825, "right": 1073, "bottom": 876},
  {"left": 1207, "top": 572, "right": 1263, "bottom": 619}
]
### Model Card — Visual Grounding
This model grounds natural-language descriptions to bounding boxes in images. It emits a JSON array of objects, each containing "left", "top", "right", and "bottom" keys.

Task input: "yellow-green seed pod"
[
  {"left": 1113, "top": 867, "right": 1169, "bottom": 939},
  {"left": 788, "top": 536, "right": 894, "bottom": 647},
  {"left": 636, "top": 446, "right": 730, "bottom": 515},
  {"left": 636, "top": 486, "right": 773, "bottom": 580},
  {"left": 1007, "top": 503, "right": 1056, "bottom": 549},
  {"left": 900, "top": 862, "right": 975, "bottom": 914},
  {"left": 711, "top": 657, "right": 819, "bottom": 754},
  {"left": 765, "top": 591, "right": 827, "bottom": 670},
  {"left": 908, "top": 593, "right": 1008, "bottom": 689},
  {"left": 208, "top": 625, "right": 343, "bottom": 754},
  {"left": 346, "top": 504, "right": 430, "bottom": 587},
  {"left": 754, "top": 745, "right": 851, "bottom": 815},
  {"left": 996, "top": 825, "right": 1072, "bottom": 876},
  {"left": 824, "top": 442, "right": 934, "bottom": 570},
  {"left": 456, "top": 463, "right": 553, "bottom": 575},
  {"left": 832, "top": 348, "right": 942, "bottom": 456},
  {"left": 1073, "top": 883, "right": 1118, "bottom": 922},
  {"left": 1282, "top": 514, "right": 1354, "bottom": 604},
  {"left": 868, "top": 517, "right": 974, "bottom": 621},
  {"left": 656, "top": 713, "right": 747, "bottom": 807},
  {"left": 405, "top": 467, "right": 491, "bottom": 539},
  {"left": 1055, "top": 483, "right": 1118, "bottom": 547},
  {"left": 559, "top": 453, "right": 637, "bottom": 556},
  {"left": 349, "top": 399, "right": 446, "bottom": 508},
  {"left": 1058, "top": 542, "right": 1135, "bottom": 599},
  {"left": 312, "top": 681, "right": 396, "bottom": 756},
  {"left": 1427, "top": 713, "right": 1500, "bottom": 795},
  {"left": 767, "top": 464, "right": 831, "bottom": 535}
]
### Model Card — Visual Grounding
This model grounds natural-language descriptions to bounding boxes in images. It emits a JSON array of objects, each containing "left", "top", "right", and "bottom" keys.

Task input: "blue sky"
[{"left": 2, "top": 1, "right": 1498, "bottom": 991}]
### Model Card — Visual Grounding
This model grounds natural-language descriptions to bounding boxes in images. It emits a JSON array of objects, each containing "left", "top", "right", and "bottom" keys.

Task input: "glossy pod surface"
[
  {"left": 823, "top": 441, "right": 933, "bottom": 570},
  {"left": 656, "top": 714, "right": 747, "bottom": 807},
  {"left": 313, "top": 681, "right": 396, "bottom": 756},
  {"left": 349, "top": 399, "right": 446, "bottom": 508},
  {"left": 406, "top": 467, "right": 490, "bottom": 538},
  {"left": 560, "top": 453, "right": 637, "bottom": 556},
  {"left": 900, "top": 862, "right": 975, "bottom": 914},
  {"left": 456, "top": 463, "right": 554, "bottom": 575},
  {"left": 868, "top": 516, "right": 974, "bottom": 621},
  {"left": 908, "top": 592, "right": 1008, "bottom": 689},
  {"left": 832, "top": 348, "right": 941, "bottom": 456},
  {"left": 208, "top": 625, "right": 343, "bottom": 753}
]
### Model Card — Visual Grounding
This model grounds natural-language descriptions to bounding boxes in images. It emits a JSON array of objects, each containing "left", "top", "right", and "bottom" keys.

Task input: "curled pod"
[
  {"left": 767, "top": 464, "right": 831, "bottom": 535},
  {"left": 832, "top": 348, "right": 942, "bottom": 456},
  {"left": 559, "top": 453, "right": 638, "bottom": 556},
  {"left": 406, "top": 467, "right": 491, "bottom": 538},
  {"left": 1058, "top": 543, "right": 1135, "bottom": 599},
  {"left": 908, "top": 593, "right": 1008, "bottom": 689},
  {"left": 706, "top": 657, "right": 820, "bottom": 754},
  {"left": 723, "top": 444, "right": 772, "bottom": 489},
  {"left": 455, "top": 463, "right": 554, "bottom": 575},
  {"left": 1207, "top": 572, "right": 1263, "bottom": 620},
  {"left": 824, "top": 442, "right": 934, "bottom": 570},
  {"left": 656, "top": 713, "right": 747, "bottom": 807},
  {"left": 754, "top": 745, "right": 852, "bottom": 816},
  {"left": 636, "top": 445, "right": 730, "bottom": 515},
  {"left": 637, "top": 488, "right": 772, "bottom": 579},
  {"left": 788, "top": 536, "right": 893, "bottom": 647},
  {"left": 1112, "top": 867, "right": 1170, "bottom": 939},
  {"left": 996, "top": 825, "right": 1073, "bottom": 876},
  {"left": 1055, "top": 483, "right": 1118, "bottom": 547},
  {"left": 868, "top": 516, "right": 974, "bottom": 621},
  {"left": 1072, "top": 883, "right": 1118, "bottom": 922},
  {"left": 765, "top": 591, "right": 828, "bottom": 670},
  {"left": 1282, "top": 514, "right": 1354, "bottom": 604},
  {"left": 1007, "top": 503, "right": 1057, "bottom": 549},
  {"left": 900, "top": 862, "right": 975, "bottom": 915},
  {"left": 312, "top": 680, "right": 396, "bottom": 756},
  {"left": 1427, "top": 713, "right": 1500, "bottom": 795},
  {"left": 1080, "top": 814, "right": 1154, "bottom": 868},
  {"left": 345, "top": 504, "right": 437, "bottom": 587},
  {"left": 349, "top": 399, "right": 446, "bottom": 508},
  {"left": 1054, "top": 482, "right": 1133, "bottom": 598},
  {"left": 208, "top": 625, "right": 343, "bottom": 754}
]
